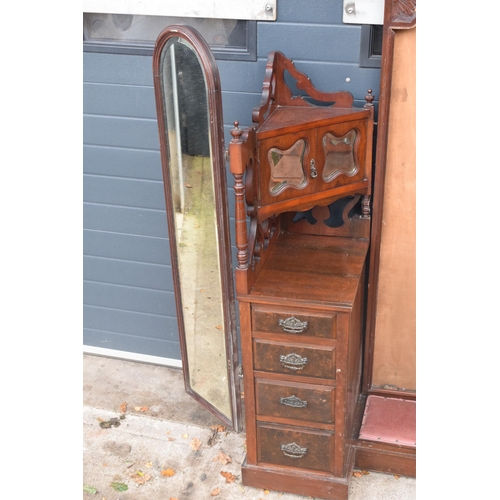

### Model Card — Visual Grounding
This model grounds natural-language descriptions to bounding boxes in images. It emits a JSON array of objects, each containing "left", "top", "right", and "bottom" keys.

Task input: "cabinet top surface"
[
  {"left": 248, "top": 233, "right": 368, "bottom": 308},
  {"left": 256, "top": 106, "right": 371, "bottom": 140}
]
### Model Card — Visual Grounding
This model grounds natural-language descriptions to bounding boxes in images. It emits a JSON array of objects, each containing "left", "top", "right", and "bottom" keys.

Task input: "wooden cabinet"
[{"left": 229, "top": 51, "right": 375, "bottom": 499}]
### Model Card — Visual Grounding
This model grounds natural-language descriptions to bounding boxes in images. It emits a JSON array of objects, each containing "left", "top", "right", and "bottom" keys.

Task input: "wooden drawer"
[
  {"left": 252, "top": 305, "right": 336, "bottom": 339},
  {"left": 253, "top": 339, "right": 336, "bottom": 379},
  {"left": 255, "top": 379, "right": 335, "bottom": 424},
  {"left": 257, "top": 423, "right": 334, "bottom": 472}
]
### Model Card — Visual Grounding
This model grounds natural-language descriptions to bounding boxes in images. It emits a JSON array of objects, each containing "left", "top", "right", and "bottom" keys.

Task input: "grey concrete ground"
[{"left": 83, "top": 354, "right": 416, "bottom": 499}]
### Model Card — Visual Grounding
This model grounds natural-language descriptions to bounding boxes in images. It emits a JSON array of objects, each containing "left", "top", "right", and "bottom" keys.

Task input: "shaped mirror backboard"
[{"left": 153, "top": 25, "right": 241, "bottom": 431}]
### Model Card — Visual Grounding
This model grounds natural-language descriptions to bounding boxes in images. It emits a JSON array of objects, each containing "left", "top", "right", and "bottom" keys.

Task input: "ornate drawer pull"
[
  {"left": 310, "top": 159, "right": 318, "bottom": 178},
  {"left": 278, "top": 316, "right": 308, "bottom": 334},
  {"left": 280, "top": 353, "right": 308, "bottom": 370},
  {"left": 280, "top": 395, "right": 308, "bottom": 408},
  {"left": 281, "top": 442, "right": 307, "bottom": 458}
]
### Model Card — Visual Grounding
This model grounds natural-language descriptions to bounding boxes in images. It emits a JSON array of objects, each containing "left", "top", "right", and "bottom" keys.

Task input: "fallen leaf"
[
  {"left": 211, "top": 425, "right": 226, "bottom": 433},
  {"left": 119, "top": 402, "right": 127, "bottom": 414},
  {"left": 83, "top": 485, "right": 97, "bottom": 494},
  {"left": 145, "top": 461, "right": 153, "bottom": 468},
  {"left": 212, "top": 451, "right": 232, "bottom": 465},
  {"left": 182, "top": 433, "right": 189, "bottom": 439},
  {"left": 394, "top": 474, "right": 400, "bottom": 480},
  {"left": 99, "top": 417, "right": 121, "bottom": 429},
  {"left": 353, "top": 469, "right": 370, "bottom": 477},
  {"left": 170, "top": 498, "right": 179, "bottom": 500},
  {"left": 134, "top": 406, "right": 149, "bottom": 412},
  {"left": 168, "top": 437, "right": 176, "bottom": 441},
  {"left": 211, "top": 488, "right": 221, "bottom": 496},
  {"left": 215, "top": 325, "right": 223, "bottom": 330},
  {"left": 220, "top": 471, "right": 236, "bottom": 483},
  {"left": 161, "top": 468, "right": 176, "bottom": 477},
  {"left": 110, "top": 482, "right": 128, "bottom": 492},
  {"left": 185, "top": 183, "right": 192, "bottom": 188},
  {"left": 264, "top": 490, "right": 270, "bottom": 494},
  {"left": 131, "top": 471, "right": 152, "bottom": 485},
  {"left": 190, "top": 438, "right": 202, "bottom": 451}
]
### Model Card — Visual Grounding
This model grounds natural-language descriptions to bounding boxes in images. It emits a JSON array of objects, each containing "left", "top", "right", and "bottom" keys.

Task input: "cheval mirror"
[{"left": 152, "top": 25, "right": 242, "bottom": 431}]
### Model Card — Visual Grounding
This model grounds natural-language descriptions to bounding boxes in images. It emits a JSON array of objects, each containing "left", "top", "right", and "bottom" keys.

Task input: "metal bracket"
[{"left": 343, "top": 0, "right": 384, "bottom": 25}]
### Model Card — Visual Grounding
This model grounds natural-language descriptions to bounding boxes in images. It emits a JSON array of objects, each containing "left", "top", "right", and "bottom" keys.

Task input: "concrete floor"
[{"left": 83, "top": 354, "right": 416, "bottom": 499}]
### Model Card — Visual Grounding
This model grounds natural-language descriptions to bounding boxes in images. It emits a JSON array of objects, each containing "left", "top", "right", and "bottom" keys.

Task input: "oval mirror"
[{"left": 153, "top": 25, "right": 241, "bottom": 431}]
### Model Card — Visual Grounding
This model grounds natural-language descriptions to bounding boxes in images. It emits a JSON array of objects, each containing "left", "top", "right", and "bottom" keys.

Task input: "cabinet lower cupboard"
[{"left": 229, "top": 52, "right": 374, "bottom": 499}]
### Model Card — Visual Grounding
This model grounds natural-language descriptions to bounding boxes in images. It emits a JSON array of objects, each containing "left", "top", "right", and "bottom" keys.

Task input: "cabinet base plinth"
[{"left": 241, "top": 459, "right": 351, "bottom": 500}]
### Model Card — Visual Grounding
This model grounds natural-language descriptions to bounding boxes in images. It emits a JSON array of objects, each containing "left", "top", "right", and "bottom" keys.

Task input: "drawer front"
[
  {"left": 257, "top": 423, "right": 334, "bottom": 472},
  {"left": 253, "top": 340, "right": 336, "bottom": 379},
  {"left": 256, "top": 379, "right": 335, "bottom": 424},
  {"left": 252, "top": 305, "right": 336, "bottom": 339}
]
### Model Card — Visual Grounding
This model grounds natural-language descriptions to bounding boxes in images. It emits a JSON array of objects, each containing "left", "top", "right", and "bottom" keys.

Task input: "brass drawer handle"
[
  {"left": 278, "top": 316, "right": 308, "bottom": 334},
  {"left": 281, "top": 442, "right": 307, "bottom": 458},
  {"left": 280, "top": 395, "right": 308, "bottom": 408},
  {"left": 280, "top": 353, "right": 308, "bottom": 370}
]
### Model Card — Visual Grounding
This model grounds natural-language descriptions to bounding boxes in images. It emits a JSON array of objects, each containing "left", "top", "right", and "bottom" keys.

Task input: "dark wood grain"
[
  {"left": 255, "top": 378, "right": 335, "bottom": 424},
  {"left": 250, "top": 234, "right": 368, "bottom": 307},
  {"left": 355, "top": 440, "right": 416, "bottom": 477},
  {"left": 257, "top": 423, "right": 335, "bottom": 472},
  {"left": 252, "top": 304, "right": 337, "bottom": 339},
  {"left": 242, "top": 459, "right": 350, "bottom": 500},
  {"left": 253, "top": 339, "right": 336, "bottom": 379}
]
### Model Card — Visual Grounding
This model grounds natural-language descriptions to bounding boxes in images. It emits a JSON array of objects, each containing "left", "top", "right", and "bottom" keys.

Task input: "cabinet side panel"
[
  {"left": 372, "top": 28, "right": 416, "bottom": 391},
  {"left": 332, "top": 312, "right": 350, "bottom": 476},
  {"left": 347, "top": 273, "right": 364, "bottom": 433},
  {"left": 240, "top": 301, "right": 258, "bottom": 464}
]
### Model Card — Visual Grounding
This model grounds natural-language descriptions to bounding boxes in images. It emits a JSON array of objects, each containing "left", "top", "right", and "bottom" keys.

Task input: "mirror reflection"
[
  {"left": 268, "top": 139, "right": 306, "bottom": 194},
  {"left": 160, "top": 36, "right": 231, "bottom": 418},
  {"left": 322, "top": 130, "right": 358, "bottom": 182}
]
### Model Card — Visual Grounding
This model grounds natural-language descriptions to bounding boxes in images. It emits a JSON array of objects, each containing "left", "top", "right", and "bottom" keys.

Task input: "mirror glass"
[
  {"left": 154, "top": 28, "right": 239, "bottom": 428},
  {"left": 268, "top": 139, "right": 306, "bottom": 194},
  {"left": 322, "top": 130, "right": 358, "bottom": 182}
]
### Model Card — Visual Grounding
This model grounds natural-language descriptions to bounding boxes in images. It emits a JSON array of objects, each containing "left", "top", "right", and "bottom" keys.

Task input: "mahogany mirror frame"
[{"left": 152, "top": 25, "right": 242, "bottom": 431}]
